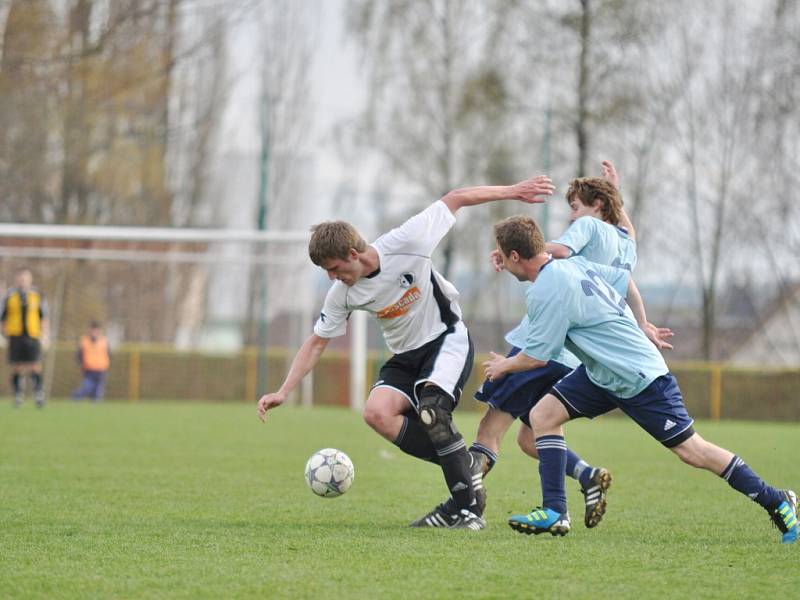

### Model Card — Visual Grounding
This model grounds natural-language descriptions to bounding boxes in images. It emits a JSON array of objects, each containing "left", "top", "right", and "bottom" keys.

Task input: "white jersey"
[{"left": 313, "top": 200, "right": 463, "bottom": 354}]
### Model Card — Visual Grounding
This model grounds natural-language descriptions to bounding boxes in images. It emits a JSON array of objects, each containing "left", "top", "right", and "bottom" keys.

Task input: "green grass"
[{"left": 1, "top": 402, "right": 798, "bottom": 599}]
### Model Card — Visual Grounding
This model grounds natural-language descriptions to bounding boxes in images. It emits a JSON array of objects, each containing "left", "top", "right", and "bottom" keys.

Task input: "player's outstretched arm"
[
  {"left": 602, "top": 159, "right": 636, "bottom": 242},
  {"left": 257, "top": 333, "right": 329, "bottom": 421},
  {"left": 617, "top": 206, "right": 636, "bottom": 242},
  {"left": 483, "top": 351, "right": 547, "bottom": 382},
  {"left": 626, "top": 278, "right": 673, "bottom": 350},
  {"left": 601, "top": 159, "right": 620, "bottom": 189},
  {"left": 441, "top": 175, "right": 554, "bottom": 214},
  {"left": 544, "top": 242, "right": 572, "bottom": 259}
]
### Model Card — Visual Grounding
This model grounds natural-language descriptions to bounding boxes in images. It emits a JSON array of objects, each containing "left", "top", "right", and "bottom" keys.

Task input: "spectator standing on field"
[
  {"left": 72, "top": 320, "right": 110, "bottom": 402},
  {"left": 1, "top": 268, "right": 49, "bottom": 408}
]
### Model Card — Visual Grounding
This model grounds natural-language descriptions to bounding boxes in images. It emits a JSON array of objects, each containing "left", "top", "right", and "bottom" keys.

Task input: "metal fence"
[{"left": 3, "top": 345, "right": 798, "bottom": 422}]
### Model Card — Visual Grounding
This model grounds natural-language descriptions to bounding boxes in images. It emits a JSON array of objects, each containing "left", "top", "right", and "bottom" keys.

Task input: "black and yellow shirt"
[{"left": 1, "top": 288, "right": 48, "bottom": 338}]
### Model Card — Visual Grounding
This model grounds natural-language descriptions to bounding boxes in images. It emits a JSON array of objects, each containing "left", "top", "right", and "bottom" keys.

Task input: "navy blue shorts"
[
  {"left": 551, "top": 365, "right": 695, "bottom": 447},
  {"left": 474, "top": 347, "right": 573, "bottom": 426}
]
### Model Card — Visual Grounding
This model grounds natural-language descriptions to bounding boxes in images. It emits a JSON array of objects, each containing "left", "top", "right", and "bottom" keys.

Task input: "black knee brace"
[{"left": 418, "top": 386, "right": 460, "bottom": 448}]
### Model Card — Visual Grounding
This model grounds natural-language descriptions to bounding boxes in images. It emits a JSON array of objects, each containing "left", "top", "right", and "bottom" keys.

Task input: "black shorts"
[
  {"left": 372, "top": 321, "right": 474, "bottom": 411},
  {"left": 8, "top": 336, "right": 42, "bottom": 364}
]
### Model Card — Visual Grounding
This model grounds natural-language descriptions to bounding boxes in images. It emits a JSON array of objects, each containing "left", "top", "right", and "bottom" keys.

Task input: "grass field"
[{"left": 1, "top": 402, "right": 798, "bottom": 599}]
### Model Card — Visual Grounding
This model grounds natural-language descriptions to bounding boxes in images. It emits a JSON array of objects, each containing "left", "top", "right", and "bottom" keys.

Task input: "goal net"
[{"left": 0, "top": 224, "right": 367, "bottom": 407}]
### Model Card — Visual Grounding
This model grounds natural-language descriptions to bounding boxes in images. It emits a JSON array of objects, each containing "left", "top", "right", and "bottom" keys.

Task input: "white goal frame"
[{"left": 0, "top": 224, "right": 369, "bottom": 410}]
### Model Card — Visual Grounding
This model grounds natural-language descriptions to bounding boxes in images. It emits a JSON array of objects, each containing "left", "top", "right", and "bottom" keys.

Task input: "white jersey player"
[{"left": 258, "top": 174, "right": 555, "bottom": 529}]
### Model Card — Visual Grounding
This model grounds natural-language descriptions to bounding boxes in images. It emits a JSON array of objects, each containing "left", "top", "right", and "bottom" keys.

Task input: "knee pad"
[{"left": 418, "top": 387, "right": 458, "bottom": 446}]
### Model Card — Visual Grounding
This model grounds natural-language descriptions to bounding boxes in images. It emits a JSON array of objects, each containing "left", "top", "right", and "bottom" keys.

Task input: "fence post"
[
  {"left": 128, "top": 349, "right": 140, "bottom": 403},
  {"left": 350, "top": 311, "right": 367, "bottom": 411},
  {"left": 245, "top": 347, "right": 257, "bottom": 403},
  {"left": 710, "top": 364, "right": 722, "bottom": 421}
]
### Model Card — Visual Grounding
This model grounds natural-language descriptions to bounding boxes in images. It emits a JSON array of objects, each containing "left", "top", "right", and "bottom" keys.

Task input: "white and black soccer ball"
[{"left": 304, "top": 448, "right": 355, "bottom": 498}]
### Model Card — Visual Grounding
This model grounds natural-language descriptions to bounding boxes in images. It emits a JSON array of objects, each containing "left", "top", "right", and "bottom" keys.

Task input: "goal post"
[{"left": 0, "top": 225, "right": 369, "bottom": 409}]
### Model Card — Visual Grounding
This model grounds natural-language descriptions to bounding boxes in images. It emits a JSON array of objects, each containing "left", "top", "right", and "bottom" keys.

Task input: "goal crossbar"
[
  {"left": 0, "top": 224, "right": 309, "bottom": 243},
  {"left": 0, "top": 222, "right": 370, "bottom": 410}
]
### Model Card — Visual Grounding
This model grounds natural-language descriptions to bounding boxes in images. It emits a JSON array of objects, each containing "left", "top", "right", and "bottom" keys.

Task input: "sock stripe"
[
  {"left": 469, "top": 442, "right": 498, "bottom": 463},
  {"left": 436, "top": 439, "right": 466, "bottom": 457},
  {"left": 722, "top": 456, "right": 744, "bottom": 481},
  {"left": 536, "top": 441, "right": 567, "bottom": 451},
  {"left": 394, "top": 416, "right": 409, "bottom": 445},
  {"left": 536, "top": 435, "right": 566, "bottom": 449},
  {"left": 721, "top": 455, "right": 783, "bottom": 511}
]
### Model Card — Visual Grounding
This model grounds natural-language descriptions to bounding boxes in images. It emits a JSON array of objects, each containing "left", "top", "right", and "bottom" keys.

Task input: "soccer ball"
[{"left": 304, "top": 448, "right": 355, "bottom": 498}]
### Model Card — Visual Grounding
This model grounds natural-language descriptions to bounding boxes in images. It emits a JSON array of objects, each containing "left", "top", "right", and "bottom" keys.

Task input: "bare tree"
[
  {"left": 244, "top": 0, "right": 316, "bottom": 346},
  {"left": 658, "top": 1, "right": 780, "bottom": 358},
  {"left": 0, "top": 0, "right": 242, "bottom": 347},
  {"left": 0, "top": 0, "right": 59, "bottom": 223},
  {"left": 346, "top": 0, "right": 502, "bottom": 277},
  {"left": 168, "top": 0, "right": 229, "bottom": 227}
]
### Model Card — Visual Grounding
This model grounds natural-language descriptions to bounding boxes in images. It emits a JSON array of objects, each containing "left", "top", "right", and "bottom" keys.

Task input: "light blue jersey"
[
  {"left": 521, "top": 257, "right": 668, "bottom": 398},
  {"left": 504, "top": 319, "right": 579, "bottom": 369},
  {"left": 505, "top": 216, "right": 636, "bottom": 354},
  {"left": 553, "top": 216, "right": 636, "bottom": 271}
]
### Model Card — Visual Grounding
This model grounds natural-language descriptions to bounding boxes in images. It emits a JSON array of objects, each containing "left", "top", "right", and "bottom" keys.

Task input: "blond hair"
[
  {"left": 308, "top": 221, "right": 367, "bottom": 265},
  {"left": 566, "top": 177, "right": 623, "bottom": 225},
  {"left": 493, "top": 216, "right": 545, "bottom": 259}
]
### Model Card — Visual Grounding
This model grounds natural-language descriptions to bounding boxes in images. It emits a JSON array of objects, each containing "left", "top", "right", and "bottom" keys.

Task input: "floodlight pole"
[
  {"left": 540, "top": 103, "right": 552, "bottom": 239},
  {"left": 256, "top": 87, "right": 270, "bottom": 400}
]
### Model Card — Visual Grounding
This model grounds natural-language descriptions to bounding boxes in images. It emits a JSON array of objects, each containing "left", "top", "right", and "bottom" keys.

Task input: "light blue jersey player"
[
  {"left": 504, "top": 159, "right": 638, "bottom": 349},
  {"left": 452, "top": 162, "right": 648, "bottom": 530},
  {"left": 488, "top": 215, "right": 797, "bottom": 544},
  {"left": 551, "top": 214, "right": 636, "bottom": 271},
  {"left": 551, "top": 159, "right": 637, "bottom": 264}
]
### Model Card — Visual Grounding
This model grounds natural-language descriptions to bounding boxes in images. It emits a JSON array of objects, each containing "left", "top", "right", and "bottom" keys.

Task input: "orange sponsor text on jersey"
[{"left": 376, "top": 287, "right": 422, "bottom": 319}]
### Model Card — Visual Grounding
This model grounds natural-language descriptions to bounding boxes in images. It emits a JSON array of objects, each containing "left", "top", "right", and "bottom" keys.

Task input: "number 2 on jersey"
[{"left": 581, "top": 270, "right": 627, "bottom": 316}]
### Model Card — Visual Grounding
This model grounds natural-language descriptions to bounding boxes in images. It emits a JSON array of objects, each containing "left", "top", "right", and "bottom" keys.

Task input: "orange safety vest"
[
  {"left": 3, "top": 289, "right": 43, "bottom": 338},
  {"left": 80, "top": 335, "right": 110, "bottom": 371}
]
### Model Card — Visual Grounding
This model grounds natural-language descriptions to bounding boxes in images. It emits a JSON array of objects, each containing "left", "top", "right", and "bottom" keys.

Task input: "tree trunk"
[
  {"left": 439, "top": 0, "right": 455, "bottom": 278},
  {"left": 701, "top": 288, "right": 714, "bottom": 360},
  {"left": 61, "top": 0, "right": 93, "bottom": 223},
  {"left": 575, "top": 0, "right": 591, "bottom": 177}
]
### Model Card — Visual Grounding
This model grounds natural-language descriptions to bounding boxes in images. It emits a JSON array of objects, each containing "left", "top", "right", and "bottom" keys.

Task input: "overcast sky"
[{"left": 220, "top": 1, "right": 362, "bottom": 166}]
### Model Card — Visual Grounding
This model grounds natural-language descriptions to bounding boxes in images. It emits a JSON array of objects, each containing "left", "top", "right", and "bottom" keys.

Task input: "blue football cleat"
[
  {"left": 770, "top": 490, "right": 798, "bottom": 544},
  {"left": 508, "top": 507, "right": 570, "bottom": 536}
]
